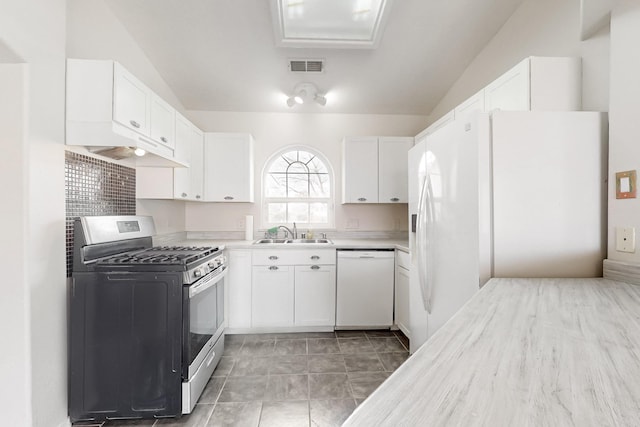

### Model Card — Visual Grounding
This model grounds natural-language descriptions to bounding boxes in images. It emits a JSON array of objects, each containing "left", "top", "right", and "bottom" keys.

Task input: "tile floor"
[{"left": 75, "top": 330, "right": 410, "bottom": 427}]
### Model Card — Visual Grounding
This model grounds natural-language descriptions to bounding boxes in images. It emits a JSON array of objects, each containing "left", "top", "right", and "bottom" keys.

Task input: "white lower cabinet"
[
  {"left": 250, "top": 248, "right": 336, "bottom": 329},
  {"left": 394, "top": 250, "right": 411, "bottom": 337},
  {"left": 294, "top": 265, "right": 336, "bottom": 327},
  {"left": 251, "top": 265, "right": 295, "bottom": 327}
]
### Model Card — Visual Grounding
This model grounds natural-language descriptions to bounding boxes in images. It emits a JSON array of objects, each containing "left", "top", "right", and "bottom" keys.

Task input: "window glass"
[{"left": 263, "top": 148, "right": 333, "bottom": 228}]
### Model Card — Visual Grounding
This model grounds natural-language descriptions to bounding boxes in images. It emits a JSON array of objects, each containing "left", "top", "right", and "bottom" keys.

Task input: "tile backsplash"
[{"left": 65, "top": 151, "right": 136, "bottom": 277}]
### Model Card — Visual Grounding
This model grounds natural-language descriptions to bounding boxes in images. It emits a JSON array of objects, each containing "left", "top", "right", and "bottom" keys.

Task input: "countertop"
[
  {"left": 343, "top": 277, "right": 640, "bottom": 426},
  {"left": 171, "top": 238, "right": 409, "bottom": 252}
]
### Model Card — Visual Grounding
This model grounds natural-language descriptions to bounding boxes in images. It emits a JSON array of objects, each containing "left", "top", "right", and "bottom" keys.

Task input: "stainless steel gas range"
[{"left": 69, "top": 215, "right": 226, "bottom": 422}]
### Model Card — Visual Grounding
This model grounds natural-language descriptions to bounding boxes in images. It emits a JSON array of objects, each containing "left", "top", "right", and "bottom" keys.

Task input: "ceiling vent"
[{"left": 289, "top": 59, "right": 324, "bottom": 73}]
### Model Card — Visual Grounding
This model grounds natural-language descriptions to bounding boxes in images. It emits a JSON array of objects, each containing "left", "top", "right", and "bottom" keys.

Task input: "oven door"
[{"left": 182, "top": 265, "right": 227, "bottom": 380}]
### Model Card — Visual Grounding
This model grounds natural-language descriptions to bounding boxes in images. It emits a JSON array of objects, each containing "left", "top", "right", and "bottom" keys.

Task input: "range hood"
[
  {"left": 65, "top": 59, "right": 188, "bottom": 169},
  {"left": 67, "top": 119, "right": 189, "bottom": 168}
]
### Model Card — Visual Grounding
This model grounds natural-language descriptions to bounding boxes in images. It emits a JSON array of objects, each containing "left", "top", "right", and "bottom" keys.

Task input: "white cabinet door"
[
  {"left": 485, "top": 58, "right": 530, "bottom": 112},
  {"left": 150, "top": 93, "right": 175, "bottom": 149},
  {"left": 394, "top": 264, "right": 410, "bottom": 337},
  {"left": 251, "top": 265, "right": 294, "bottom": 327},
  {"left": 342, "top": 137, "right": 378, "bottom": 203},
  {"left": 189, "top": 127, "right": 204, "bottom": 201},
  {"left": 112, "top": 62, "right": 150, "bottom": 135},
  {"left": 173, "top": 114, "right": 193, "bottom": 200},
  {"left": 294, "top": 265, "right": 336, "bottom": 327},
  {"left": 204, "top": 133, "right": 254, "bottom": 202},
  {"left": 378, "top": 137, "right": 413, "bottom": 203},
  {"left": 227, "top": 250, "right": 252, "bottom": 329},
  {"left": 173, "top": 115, "right": 204, "bottom": 201}
]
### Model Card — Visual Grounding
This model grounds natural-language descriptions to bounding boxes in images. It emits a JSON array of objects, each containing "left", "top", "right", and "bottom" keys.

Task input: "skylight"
[{"left": 270, "top": 0, "right": 394, "bottom": 49}]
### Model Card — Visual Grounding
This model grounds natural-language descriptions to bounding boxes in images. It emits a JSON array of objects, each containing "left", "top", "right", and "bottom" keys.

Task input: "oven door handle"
[{"left": 189, "top": 266, "right": 227, "bottom": 298}]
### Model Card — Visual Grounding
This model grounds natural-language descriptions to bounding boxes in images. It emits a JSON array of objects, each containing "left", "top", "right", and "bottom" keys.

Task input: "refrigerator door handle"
[{"left": 416, "top": 174, "right": 432, "bottom": 314}]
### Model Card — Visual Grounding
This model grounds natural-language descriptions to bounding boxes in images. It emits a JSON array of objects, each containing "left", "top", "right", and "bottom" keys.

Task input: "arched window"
[{"left": 263, "top": 147, "right": 334, "bottom": 228}]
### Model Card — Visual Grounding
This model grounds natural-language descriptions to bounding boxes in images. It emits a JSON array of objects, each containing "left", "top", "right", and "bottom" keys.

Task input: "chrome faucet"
[{"left": 278, "top": 224, "right": 298, "bottom": 239}]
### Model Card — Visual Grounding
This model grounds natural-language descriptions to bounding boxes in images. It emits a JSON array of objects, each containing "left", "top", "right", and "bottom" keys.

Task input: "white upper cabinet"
[
  {"left": 379, "top": 137, "right": 414, "bottom": 203},
  {"left": 342, "top": 137, "right": 379, "bottom": 203},
  {"left": 173, "top": 113, "right": 204, "bottom": 201},
  {"left": 149, "top": 93, "right": 176, "bottom": 150},
  {"left": 343, "top": 136, "right": 413, "bottom": 204},
  {"left": 66, "top": 59, "right": 185, "bottom": 167},
  {"left": 416, "top": 110, "right": 455, "bottom": 140},
  {"left": 454, "top": 90, "right": 486, "bottom": 122},
  {"left": 485, "top": 56, "right": 582, "bottom": 112},
  {"left": 112, "top": 62, "right": 151, "bottom": 136},
  {"left": 204, "top": 133, "right": 255, "bottom": 202}
]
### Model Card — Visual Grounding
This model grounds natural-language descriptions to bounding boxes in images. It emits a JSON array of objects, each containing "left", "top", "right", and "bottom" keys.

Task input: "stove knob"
[
  {"left": 194, "top": 269, "right": 202, "bottom": 278},
  {"left": 208, "top": 261, "right": 216, "bottom": 268}
]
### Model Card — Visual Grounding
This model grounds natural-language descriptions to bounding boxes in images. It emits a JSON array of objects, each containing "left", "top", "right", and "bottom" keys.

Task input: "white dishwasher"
[{"left": 336, "top": 249, "right": 395, "bottom": 328}]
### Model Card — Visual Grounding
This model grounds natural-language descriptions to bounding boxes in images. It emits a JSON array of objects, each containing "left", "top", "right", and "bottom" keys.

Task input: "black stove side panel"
[{"left": 69, "top": 272, "right": 183, "bottom": 422}]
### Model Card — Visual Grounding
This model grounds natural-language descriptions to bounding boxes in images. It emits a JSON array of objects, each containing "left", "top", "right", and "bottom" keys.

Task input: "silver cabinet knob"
[
  {"left": 311, "top": 255, "right": 320, "bottom": 260},
  {"left": 181, "top": 193, "right": 187, "bottom": 198},
  {"left": 160, "top": 136, "right": 168, "bottom": 143},
  {"left": 269, "top": 255, "right": 279, "bottom": 260},
  {"left": 311, "top": 265, "right": 320, "bottom": 270},
  {"left": 129, "top": 120, "right": 140, "bottom": 129},
  {"left": 269, "top": 265, "right": 279, "bottom": 270},
  {"left": 357, "top": 197, "right": 367, "bottom": 202},
  {"left": 224, "top": 196, "right": 234, "bottom": 200},
  {"left": 390, "top": 197, "right": 400, "bottom": 202}
]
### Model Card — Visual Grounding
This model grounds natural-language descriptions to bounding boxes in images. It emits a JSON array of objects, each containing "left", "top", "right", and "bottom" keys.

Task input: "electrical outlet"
[
  {"left": 346, "top": 219, "right": 359, "bottom": 229},
  {"left": 616, "top": 227, "right": 635, "bottom": 253},
  {"left": 237, "top": 217, "right": 245, "bottom": 230}
]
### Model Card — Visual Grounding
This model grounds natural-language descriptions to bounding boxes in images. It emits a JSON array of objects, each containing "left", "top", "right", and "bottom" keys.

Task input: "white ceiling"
[{"left": 105, "top": 0, "right": 526, "bottom": 115}]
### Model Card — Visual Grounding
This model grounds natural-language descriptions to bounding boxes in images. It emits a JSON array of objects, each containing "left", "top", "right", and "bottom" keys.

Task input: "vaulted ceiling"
[{"left": 105, "top": 0, "right": 526, "bottom": 115}]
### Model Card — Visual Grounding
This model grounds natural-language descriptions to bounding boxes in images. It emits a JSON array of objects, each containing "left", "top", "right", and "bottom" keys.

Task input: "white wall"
[
  {"left": 66, "top": 0, "right": 185, "bottom": 111},
  {"left": 0, "top": 0, "right": 68, "bottom": 426},
  {"left": 429, "top": 0, "right": 610, "bottom": 121},
  {"left": 0, "top": 63, "right": 31, "bottom": 427},
  {"left": 184, "top": 111, "right": 428, "bottom": 233},
  {"left": 607, "top": 0, "right": 640, "bottom": 263}
]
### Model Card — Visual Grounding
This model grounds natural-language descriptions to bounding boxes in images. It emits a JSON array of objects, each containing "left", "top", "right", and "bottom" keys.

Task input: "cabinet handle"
[
  {"left": 390, "top": 197, "right": 400, "bottom": 202},
  {"left": 311, "top": 265, "right": 320, "bottom": 270},
  {"left": 129, "top": 120, "right": 141, "bottom": 129},
  {"left": 160, "top": 136, "right": 168, "bottom": 143},
  {"left": 196, "top": 195, "right": 201, "bottom": 199},
  {"left": 357, "top": 197, "right": 367, "bottom": 202},
  {"left": 224, "top": 196, "right": 234, "bottom": 201},
  {"left": 269, "top": 256, "right": 279, "bottom": 260},
  {"left": 181, "top": 193, "right": 187, "bottom": 198},
  {"left": 269, "top": 265, "right": 279, "bottom": 270},
  {"left": 310, "top": 255, "right": 320, "bottom": 260}
]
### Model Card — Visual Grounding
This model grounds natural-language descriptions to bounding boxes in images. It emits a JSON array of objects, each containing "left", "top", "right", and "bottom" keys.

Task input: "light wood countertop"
[{"left": 343, "top": 278, "right": 640, "bottom": 426}]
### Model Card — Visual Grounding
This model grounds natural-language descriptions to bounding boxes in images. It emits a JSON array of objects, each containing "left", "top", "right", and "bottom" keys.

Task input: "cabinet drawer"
[
  {"left": 252, "top": 250, "right": 295, "bottom": 265},
  {"left": 252, "top": 249, "right": 336, "bottom": 265},
  {"left": 291, "top": 249, "right": 336, "bottom": 265},
  {"left": 396, "top": 250, "right": 410, "bottom": 270}
]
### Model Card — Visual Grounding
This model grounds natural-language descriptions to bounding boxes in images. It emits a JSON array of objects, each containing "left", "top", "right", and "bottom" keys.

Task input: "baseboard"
[{"left": 603, "top": 259, "right": 640, "bottom": 286}]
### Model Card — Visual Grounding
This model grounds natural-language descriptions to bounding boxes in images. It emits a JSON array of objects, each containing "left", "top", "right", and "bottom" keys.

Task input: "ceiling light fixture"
[
  {"left": 134, "top": 148, "right": 146, "bottom": 157},
  {"left": 286, "top": 82, "right": 327, "bottom": 108}
]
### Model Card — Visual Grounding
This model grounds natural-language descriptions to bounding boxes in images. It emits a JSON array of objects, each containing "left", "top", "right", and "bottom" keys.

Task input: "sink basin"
[
  {"left": 287, "top": 239, "right": 333, "bottom": 244},
  {"left": 254, "top": 239, "right": 292, "bottom": 244}
]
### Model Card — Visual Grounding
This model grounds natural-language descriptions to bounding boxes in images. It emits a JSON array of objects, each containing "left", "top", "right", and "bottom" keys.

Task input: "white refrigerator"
[{"left": 408, "top": 111, "right": 607, "bottom": 353}]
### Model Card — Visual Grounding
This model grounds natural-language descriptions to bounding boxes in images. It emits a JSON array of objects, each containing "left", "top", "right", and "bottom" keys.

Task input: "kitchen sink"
[
  {"left": 287, "top": 239, "right": 332, "bottom": 244},
  {"left": 254, "top": 239, "right": 291, "bottom": 244},
  {"left": 253, "top": 238, "right": 333, "bottom": 245}
]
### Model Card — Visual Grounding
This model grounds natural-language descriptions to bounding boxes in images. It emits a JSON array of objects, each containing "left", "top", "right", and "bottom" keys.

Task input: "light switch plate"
[{"left": 616, "top": 227, "right": 635, "bottom": 253}]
